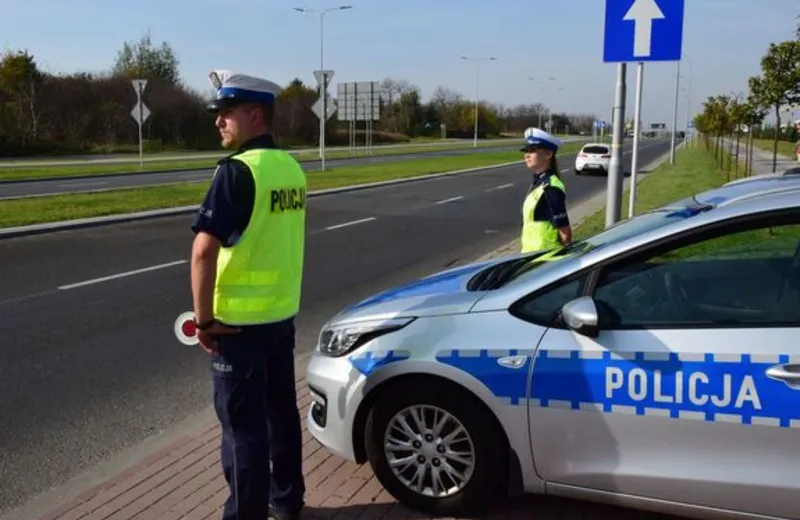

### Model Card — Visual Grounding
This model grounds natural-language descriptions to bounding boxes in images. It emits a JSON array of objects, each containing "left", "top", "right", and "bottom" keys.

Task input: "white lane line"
[
  {"left": 487, "top": 183, "right": 514, "bottom": 192},
  {"left": 561, "top": 168, "right": 570, "bottom": 173},
  {"left": 325, "top": 217, "right": 376, "bottom": 230},
  {"left": 58, "top": 260, "right": 187, "bottom": 290},
  {"left": 435, "top": 196, "right": 464, "bottom": 204}
]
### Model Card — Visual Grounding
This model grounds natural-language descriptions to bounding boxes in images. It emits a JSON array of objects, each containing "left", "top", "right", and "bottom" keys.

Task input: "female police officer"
[{"left": 519, "top": 127, "right": 573, "bottom": 253}]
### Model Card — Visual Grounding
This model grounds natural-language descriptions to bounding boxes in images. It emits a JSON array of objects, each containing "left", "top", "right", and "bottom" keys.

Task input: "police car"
[{"left": 305, "top": 175, "right": 800, "bottom": 520}]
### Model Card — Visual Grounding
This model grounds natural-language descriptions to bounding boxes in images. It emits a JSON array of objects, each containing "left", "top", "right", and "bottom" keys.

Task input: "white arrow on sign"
[{"left": 623, "top": 0, "right": 665, "bottom": 58}]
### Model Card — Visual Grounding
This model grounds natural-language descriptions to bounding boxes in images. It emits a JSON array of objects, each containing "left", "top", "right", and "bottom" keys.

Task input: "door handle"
[{"left": 765, "top": 364, "right": 800, "bottom": 389}]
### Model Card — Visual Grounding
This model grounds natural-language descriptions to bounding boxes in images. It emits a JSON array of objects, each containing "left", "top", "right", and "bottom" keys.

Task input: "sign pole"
[
  {"left": 670, "top": 59, "right": 680, "bottom": 164},
  {"left": 138, "top": 83, "right": 144, "bottom": 170},
  {"left": 603, "top": 0, "right": 685, "bottom": 226},
  {"left": 606, "top": 63, "right": 627, "bottom": 228},
  {"left": 629, "top": 62, "right": 644, "bottom": 218}
]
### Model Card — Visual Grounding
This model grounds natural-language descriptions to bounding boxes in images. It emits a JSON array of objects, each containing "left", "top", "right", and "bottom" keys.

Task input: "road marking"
[
  {"left": 58, "top": 260, "right": 187, "bottom": 290},
  {"left": 57, "top": 180, "right": 109, "bottom": 187},
  {"left": 561, "top": 168, "right": 570, "bottom": 173},
  {"left": 325, "top": 217, "right": 376, "bottom": 230},
  {"left": 435, "top": 196, "right": 464, "bottom": 204},
  {"left": 487, "top": 183, "right": 514, "bottom": 192}
]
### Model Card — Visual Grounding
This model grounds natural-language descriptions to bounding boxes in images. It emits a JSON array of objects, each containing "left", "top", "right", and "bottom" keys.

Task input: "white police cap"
[
  {"left": 207, "top": 70, "right": 283, "bottom": 112},
  {"left": 520, "top": 127, "right": 562, "bottom": 152}
]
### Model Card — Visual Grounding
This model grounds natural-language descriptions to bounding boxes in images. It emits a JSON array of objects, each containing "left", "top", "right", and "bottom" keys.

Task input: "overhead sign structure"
[
  {"left": 337, "top": 81, "right": 382, "bottom": 155},
  {"left": 131, "top": 79, "right": 150, "bottom": 170},
  {"left": 603, "top": 0, "right": 685, "bottom": 62},
  {"left": 602, "top": 0, "right": 686, "bottom": 227},
  {"left": 313, "top": 69, "right": 335, "bottom": 171}
]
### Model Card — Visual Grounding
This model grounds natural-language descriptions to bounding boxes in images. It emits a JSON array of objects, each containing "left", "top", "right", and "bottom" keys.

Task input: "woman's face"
[{"left": 523, "top": 147, "right": 552, "bottom": 171}]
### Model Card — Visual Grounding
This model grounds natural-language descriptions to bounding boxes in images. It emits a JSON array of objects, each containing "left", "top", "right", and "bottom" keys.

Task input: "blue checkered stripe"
[
  {"left": 349, "top": 350, "right": 411, "bottom": 376},
  {"left": 435, "top": 349, "right": 534, "bottom": 406},
  {"left": 530, "top": 350, "right": 800, "bottom": 429}
]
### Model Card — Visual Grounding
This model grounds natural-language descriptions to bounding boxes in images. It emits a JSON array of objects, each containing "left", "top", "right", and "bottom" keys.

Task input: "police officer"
[
  {"left": 519, "top": 127, "right": 573, "bottom": 253},
  {"left": 189, "top": 70, "right": 306, "bottom": 520}
]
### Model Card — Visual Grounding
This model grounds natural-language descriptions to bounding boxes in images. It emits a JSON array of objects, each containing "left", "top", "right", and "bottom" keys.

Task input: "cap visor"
[{"left": 206, "top": 98, "right": 242, "bottom": 113}]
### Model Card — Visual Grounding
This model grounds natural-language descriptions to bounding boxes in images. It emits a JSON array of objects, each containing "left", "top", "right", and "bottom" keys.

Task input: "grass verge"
[
  {"left": 573, "top": 141, "right": 728, "bottom": 240},
  {"left": 0, "top": 140, "right": 522, "bottom": 181},
  {"left": 0, "top": 143, "right": 580, "bottom": 229},
  {"left": 753, "top": 138, "right": 793, "bottom": 160}
]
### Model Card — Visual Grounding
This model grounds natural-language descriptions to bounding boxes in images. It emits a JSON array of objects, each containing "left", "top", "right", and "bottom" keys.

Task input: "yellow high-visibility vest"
[
  {"left": 213, "top": 148, "right": 307, "bottom": 325},
  {"left": 521, "top": 174, "right": 566, "bottom": 253}
]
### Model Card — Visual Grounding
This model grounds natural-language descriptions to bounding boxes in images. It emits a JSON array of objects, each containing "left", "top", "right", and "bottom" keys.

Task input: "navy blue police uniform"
[
  {"left": 191, "top": 71, "right": 305, "bottom": 520},
  {"left": 528, "top": 172, "right": 570, "bottom": 230}
]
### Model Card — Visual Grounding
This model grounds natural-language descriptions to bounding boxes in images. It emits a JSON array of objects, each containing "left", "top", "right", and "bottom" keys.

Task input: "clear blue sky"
[{"left": 1, "top": 0, "right": 798, "bottom": 129}]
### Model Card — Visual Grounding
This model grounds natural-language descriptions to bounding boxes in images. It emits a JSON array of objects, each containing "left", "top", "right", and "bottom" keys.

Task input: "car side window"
[
  {"left": 592, "top": 221, "right": 800, "bottom": 328},
  {"left": 514, "top": 276, "right": 586, "bottom": 326}
]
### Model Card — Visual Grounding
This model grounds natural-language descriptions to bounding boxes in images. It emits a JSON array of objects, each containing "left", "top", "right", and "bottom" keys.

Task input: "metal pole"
[
  {"left": 319, "top": 11, "right": 326, "bottom": 171},
  {"left": 138, "top": 84, "right": 144, "bottom": 170},
  {"left": 670, "top": 60, "right": 680, "bottom": 164},
  {"left": 473, "top": 62, "right": 479, "bottom": 147},
  {"left": 629, "top": 62, "right": 644, "bottom": 219},
  {"left": 605, "top": 63, "right": 627, "bottom": 228}
]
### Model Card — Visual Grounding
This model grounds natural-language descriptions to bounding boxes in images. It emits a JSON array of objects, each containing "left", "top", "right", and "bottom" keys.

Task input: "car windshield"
[{"left": 486, "top": 198, "right": 713, "bottom": 288}]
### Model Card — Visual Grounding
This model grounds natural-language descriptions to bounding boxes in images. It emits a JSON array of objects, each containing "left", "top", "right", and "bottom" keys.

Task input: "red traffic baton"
[{"left": 174, "top": 311, "right": 199, "bottom": 346}]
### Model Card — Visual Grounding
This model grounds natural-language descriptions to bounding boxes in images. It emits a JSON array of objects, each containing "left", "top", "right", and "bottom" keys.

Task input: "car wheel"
[
  {"left": 364, "top": 381, "right": 507, "bottom": 517},
  {"left": 574, "top": 168, "right": 581, "bottom": 175}
]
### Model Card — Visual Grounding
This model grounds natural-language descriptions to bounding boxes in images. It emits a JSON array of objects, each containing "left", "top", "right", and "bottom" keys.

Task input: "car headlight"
[{"left": 317, "top": 317, "right": 416, "bottom": 357}]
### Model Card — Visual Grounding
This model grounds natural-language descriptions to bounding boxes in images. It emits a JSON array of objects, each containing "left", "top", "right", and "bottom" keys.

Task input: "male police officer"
[
  {"left": 519, "top": 127, "right": 573, "bottom": 253},
  {"left": 190, "top": 70, "right": 306, "bottom": 520}
]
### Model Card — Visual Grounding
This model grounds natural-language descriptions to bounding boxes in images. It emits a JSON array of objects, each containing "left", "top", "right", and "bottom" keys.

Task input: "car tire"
[
  {"left": 364, "top": 381, "right": 507, "bottom": 517},
  {"left": 574, "top": 168, "right": 581, "bottom": 175}
]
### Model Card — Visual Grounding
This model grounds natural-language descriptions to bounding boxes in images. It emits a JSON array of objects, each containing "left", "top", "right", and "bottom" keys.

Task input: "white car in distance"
[{"left": 574, "top": 143, "right": 611, "bottom": 175}]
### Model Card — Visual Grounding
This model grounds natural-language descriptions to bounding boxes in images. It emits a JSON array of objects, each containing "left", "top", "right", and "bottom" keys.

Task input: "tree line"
[
  {"left": 0, "top": 34, "right": 599, "bottom": 158},
  {"left": 694, "top": 22, "right": 800, "bottom": 173}
]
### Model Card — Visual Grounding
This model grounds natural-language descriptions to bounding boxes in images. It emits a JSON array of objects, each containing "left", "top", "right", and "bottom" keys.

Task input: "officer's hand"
[{"left": 198, "top": 322, "right": 241, "bottom": 355}]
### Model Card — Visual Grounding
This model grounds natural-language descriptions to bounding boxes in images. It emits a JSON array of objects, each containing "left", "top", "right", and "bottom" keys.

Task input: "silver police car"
[{"left": 305, "top": 175, "right": 800, "bottom": 520}]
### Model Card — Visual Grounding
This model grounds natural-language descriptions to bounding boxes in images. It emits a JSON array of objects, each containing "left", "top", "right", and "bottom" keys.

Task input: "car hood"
[{"left": 330, "top": 259, "right": 503, "bottom": 324}]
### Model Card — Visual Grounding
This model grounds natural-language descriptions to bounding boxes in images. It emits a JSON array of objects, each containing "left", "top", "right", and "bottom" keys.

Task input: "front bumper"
[{"left": 305, "top": 352, "right": 369, "bottom": 462}]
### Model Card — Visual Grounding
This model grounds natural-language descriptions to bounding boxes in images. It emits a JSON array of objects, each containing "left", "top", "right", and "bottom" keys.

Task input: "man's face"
[{"left": 214, "top": 105, "right": 257, "bottom": 149}]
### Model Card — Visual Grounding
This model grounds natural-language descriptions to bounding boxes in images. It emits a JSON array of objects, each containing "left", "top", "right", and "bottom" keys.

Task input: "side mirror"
[{"left": 561, "top": 296, "right": 599, "bottom": 338}]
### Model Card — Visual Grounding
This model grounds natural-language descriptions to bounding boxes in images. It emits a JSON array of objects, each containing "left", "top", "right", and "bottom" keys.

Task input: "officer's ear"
[{"left": 248, "top": 103, "right": 274, "bottom": 129}]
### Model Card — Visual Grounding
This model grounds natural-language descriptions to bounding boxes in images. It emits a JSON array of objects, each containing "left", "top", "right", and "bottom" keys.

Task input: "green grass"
[
  {"left": 0, "top": 139, "right": 522, "bottom": 181},
  {"left": 573, "top": 141, "right": 729, "bottom": 240},
  {"left": 753, "top": 138, "right": 794, "bottom": 159}
]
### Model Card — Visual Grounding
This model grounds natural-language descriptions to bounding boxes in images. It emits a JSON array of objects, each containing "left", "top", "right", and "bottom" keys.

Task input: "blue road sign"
[
  {"left": 594, "top": 120, "right": 607, "bottom": 129},
  {"left": 603, "top": 0, "right": 685, "bottom": 63}
]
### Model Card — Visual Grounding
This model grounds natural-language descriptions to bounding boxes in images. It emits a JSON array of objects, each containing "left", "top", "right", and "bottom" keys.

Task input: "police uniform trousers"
[{"left": 211, "top": 317, "right": 305, "bottom": 520}]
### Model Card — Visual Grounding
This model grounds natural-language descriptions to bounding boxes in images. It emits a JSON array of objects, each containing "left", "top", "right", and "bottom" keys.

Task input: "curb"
[{"left": 0, "top": 160, "right": 522, "bottom": 240}]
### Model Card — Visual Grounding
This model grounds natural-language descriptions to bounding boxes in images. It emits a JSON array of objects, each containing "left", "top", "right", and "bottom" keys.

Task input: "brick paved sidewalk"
[{"left": 35, "top": 376, "right": 681, "bottom": 520}]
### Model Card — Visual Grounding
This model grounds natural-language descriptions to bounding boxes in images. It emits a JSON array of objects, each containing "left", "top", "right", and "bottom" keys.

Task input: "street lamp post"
[
  {"left": 294, "top": 5, "right": 352, "bottom": 170},
  {"left": 682, "top": 53, "right": 693, "bottom": 142},
  {"left": 461, "top": 56, "right": 497, "bottom": 147}
]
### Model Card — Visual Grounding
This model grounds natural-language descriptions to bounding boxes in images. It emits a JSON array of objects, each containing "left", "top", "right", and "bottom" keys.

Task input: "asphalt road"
[
  {"left": 0, "top": 143, "right": 528, "bottom": 199},
  {"left": 0, "top": 139, "right": 671, "bottom": 515}
]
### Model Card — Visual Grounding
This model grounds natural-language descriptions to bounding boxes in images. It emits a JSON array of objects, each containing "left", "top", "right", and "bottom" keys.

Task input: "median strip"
[{"left": 0, "top": 139, "right": 523, "bottom": 182}]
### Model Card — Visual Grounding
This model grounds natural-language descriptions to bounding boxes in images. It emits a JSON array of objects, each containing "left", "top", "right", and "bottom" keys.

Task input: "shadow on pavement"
[{"left": 301, "top": 495, "right": 685, "bottom": 520}]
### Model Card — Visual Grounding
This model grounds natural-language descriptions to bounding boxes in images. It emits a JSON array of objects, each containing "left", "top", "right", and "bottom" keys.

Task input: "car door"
[{"left": 526, "top": 211, "right": 800, "bottom": 519}]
